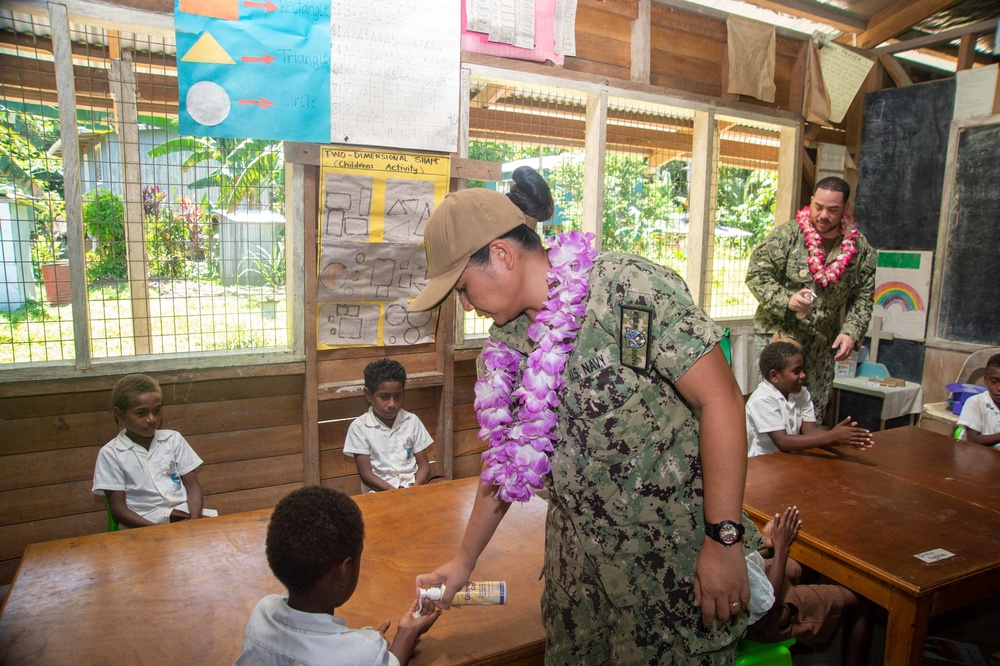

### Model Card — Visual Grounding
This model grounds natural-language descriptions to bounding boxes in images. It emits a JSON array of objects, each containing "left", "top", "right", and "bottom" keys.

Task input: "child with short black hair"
[
  {"left": 236, "top": 486, "right": 439, "bottom": 666},
  {"left": 957, "top": 353, "right": 1000, "bottom": 449},
  {"left": 747, "top": 506, "right": 873, "bottom": 666},
  {"left": 747, "top": 341, "right": 873, "bottom": 457},
  {"left": 344, "top": 359, "right": 433, "bottom": 492},
  {"left": 92, "top": 373, "right": 216, "bottom": 528}
]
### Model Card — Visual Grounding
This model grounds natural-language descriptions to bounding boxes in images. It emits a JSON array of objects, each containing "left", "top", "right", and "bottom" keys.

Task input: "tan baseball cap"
[{"left": 410, "top": 188, "right": 533, "bottom": 312}]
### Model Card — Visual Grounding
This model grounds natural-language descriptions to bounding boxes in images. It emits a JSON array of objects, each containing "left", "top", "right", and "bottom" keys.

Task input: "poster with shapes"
[
  {"left": 873, "top": 251, "right": 932, "bottom": 341},
  {"left": 329, "top": 0, "right": 461, "bottom": 152},
  {"left": 317, "top": 147, "right": 449, "bottom": 348},
  {"left": 175, "top": 0, "right": 331, "bottom": 142}
]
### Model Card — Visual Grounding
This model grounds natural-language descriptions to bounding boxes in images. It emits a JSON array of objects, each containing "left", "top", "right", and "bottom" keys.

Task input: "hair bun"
[{"left": 507, "top": 166, "right": 554, "bottom": 222}]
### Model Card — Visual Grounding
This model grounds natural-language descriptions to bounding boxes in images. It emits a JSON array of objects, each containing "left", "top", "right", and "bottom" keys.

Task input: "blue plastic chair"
[
  {"left": 735, "top": 638, "right": 796, "bottom": 666},
  {"left": 101, "top": 493, "right": 120, "bottom": 532}
]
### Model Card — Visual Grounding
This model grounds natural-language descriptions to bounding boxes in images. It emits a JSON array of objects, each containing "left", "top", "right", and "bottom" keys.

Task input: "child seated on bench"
[{"left": 92, "top": 374, "right": 216, "bottom": 528}]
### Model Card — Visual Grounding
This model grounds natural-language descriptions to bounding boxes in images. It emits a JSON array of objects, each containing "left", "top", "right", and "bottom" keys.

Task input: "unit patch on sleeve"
[{"left": 620, "top": 304, "right": 653, "bottom": 371}]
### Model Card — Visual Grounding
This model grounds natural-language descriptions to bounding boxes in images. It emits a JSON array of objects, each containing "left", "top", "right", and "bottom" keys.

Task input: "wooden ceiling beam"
[
  {"left": 871, "top": 18, "right": 998, "bottom": 56},
  {"left": 878, "top": 54, "right": 913, "bottom": 87},
  {"left": 740, "top": 0, "right": 865, "bottom": 33},
  {"left": 843, "top": 0, "right": 961, "bottom": 50}
]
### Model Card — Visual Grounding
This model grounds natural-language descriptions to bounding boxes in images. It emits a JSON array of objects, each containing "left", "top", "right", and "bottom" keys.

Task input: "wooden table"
[
  {"left": 743, "top": 426, "right": 1000, "bottom": 666},
  {"left": 0, "top": 478, "right": 547, "bottom": 665}
]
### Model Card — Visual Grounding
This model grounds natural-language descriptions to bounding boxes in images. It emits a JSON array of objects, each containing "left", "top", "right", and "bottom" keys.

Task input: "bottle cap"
[{"left": 419, "top": 585, "right": 444, "bottom": 601}]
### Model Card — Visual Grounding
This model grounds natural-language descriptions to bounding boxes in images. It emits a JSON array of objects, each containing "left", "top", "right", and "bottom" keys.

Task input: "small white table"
[{"left": 833, "top": 376, "right": 923, "bottom": 430}]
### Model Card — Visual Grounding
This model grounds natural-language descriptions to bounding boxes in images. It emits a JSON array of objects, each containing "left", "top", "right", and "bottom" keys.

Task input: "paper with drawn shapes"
[{"left": 317, "top": 147, "right": 450, "bottom": 348}]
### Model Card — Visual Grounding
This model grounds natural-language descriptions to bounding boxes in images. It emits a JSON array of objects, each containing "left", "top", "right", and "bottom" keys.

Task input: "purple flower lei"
[{"left": 473, "top": 231, "right": 598, "bottom": 503}]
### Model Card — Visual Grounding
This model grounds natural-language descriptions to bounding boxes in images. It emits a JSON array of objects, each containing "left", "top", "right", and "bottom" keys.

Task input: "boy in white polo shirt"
[
  {"left": 746, "top": 341, "right": 873, "bottom": 457},
  {"left": 344, "top": 359, "right": 433, "bottom": 492},
  {"left": 957, "top": 353, "right": 1000, "bottom": 449},
  {"left": 92, "top": 373, "right": 217, "bottom": 528}
]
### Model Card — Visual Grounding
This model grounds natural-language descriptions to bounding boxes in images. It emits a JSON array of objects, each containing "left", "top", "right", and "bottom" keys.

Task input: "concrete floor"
[{"left": 792, "top": 593, "right": 1000, "bottom": 666}]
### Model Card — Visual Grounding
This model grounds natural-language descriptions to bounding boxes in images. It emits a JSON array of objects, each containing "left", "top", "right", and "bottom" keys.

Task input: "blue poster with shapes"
[{"left": 175, "top": 0, "right": 330, "bottom": 142}]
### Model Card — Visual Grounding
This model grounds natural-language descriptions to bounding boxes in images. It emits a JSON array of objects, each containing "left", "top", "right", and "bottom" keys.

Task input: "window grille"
[
  {"left": 0, "top": 8, "right": 292, "bottom": 368},
  {"left": 458, "top": 78, "right": 587, "bottom": 346},
  {"left": 704, "top": 118, "right": 781, "bottom": 320}
]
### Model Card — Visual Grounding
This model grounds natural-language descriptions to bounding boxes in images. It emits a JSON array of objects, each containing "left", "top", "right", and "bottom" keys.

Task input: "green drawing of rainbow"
[{"left": 875, "top": 281, "right": 924, "bottom": 311}]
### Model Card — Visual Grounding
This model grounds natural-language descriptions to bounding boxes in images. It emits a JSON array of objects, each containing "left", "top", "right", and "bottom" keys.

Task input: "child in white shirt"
[
  {"left": 236, "top": 486, "right": 440, "bottom": 666},
  {"left": 344, "top": 359, "right": 433, "bottom": 493},
  {"left": 746, "top": 341, "right": 873, "bottom": 457},
  {"left": 957, "top": 353, "right": 1000, "bottom": 449},
  {"left": 92, "top": 374, "right": 216, "bottom": 528}
]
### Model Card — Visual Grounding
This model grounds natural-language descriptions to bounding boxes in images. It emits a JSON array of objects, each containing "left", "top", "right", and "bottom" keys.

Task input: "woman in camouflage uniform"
[
  {"left": 411, "top": 168, "right": 760, "bottom": 665},
  {"left": 746, "top": 177, "right": 877, "bottom": 421}
]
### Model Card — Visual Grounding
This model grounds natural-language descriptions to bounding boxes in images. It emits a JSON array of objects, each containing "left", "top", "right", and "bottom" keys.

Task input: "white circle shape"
[{"left": 187, "top": 81, "right": 231, "bottom": 127}]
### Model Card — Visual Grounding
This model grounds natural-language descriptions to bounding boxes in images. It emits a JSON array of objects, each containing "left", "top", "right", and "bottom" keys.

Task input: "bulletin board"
[{"left": 316, "top": 147, "right": 450, "bottom": 349}]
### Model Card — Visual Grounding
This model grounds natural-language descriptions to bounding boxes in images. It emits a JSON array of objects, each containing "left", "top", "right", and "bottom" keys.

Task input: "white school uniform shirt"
[
  {"left": 957, "top": 391, "right": 1000, "bottom": 448},
  {"left": 235, "top": 593, "right": 399, "bottom": 666},
  {"left": 746, "top": 380, "right": 816, "bottom": 457},
  {"left": 343, "top": 408, "right": 432, "bottom": 493},
  {"left": 745, "top": 550, "right": 775, "bottom": 625},
  {"left": 92, "top": 429, "right": 209, "bottom": 524}
]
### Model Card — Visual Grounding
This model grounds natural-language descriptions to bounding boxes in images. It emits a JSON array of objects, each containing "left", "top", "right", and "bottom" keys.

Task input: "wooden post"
[
  {"left": 109, "top": 51, "right": 153, "bottom": 356},
  {"left": 686, "top": 110, "right": 716, "bottom": 307},
  {"left": 583, "top": 92, "right": 607, "bottom": 250},
  {"left": 48, "top": 1, "right": 91, "bottom": 368},
  {"left": 630, "top": 0, "right": 650, "bottom": 84},
  {"left": 300, "top": 163, "right": 320, "bottom": 486}
]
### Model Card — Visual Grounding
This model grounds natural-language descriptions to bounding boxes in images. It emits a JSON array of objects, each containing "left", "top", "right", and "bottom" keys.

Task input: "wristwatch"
[{"left": 705, "top": 520, "right": 745, "bottom": 547}]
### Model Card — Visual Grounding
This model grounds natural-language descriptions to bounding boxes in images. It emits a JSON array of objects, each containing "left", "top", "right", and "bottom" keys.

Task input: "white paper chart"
[{"left": 329, "top": 0, "right": 461, "bottom": 152}]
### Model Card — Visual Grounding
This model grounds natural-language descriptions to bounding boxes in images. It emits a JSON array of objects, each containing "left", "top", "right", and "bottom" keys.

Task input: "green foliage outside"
[
  {"left": 0, "top": 105, "right": 67, "bottom": 280},
  {"left": 146, "top": 136, "right": 284, "bottom": 212},
  {"left": 82, "top": 188, "right": 126, "bottom": 282}
]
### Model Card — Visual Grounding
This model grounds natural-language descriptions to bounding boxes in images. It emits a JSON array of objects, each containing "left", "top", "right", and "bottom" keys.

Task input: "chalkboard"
[
  {"left": 855, "top": 79, "right": 954, "bottom": 252},
  {"left": 936, "top": 122, "right": 1000, "bottom": 345}
]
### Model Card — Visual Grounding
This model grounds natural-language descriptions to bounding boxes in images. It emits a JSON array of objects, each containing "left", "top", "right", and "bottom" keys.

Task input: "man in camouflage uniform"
[
  {"left": 491, "top": 253, "right": 763, "bottom": 664},
  {"left": 746, "top": 177, "right": 877, "bottom": 420}
]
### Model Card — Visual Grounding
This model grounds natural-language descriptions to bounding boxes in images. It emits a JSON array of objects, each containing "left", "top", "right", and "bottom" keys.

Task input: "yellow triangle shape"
[{"left": 182, "top": 32, "right": 234, "bottom": 65}]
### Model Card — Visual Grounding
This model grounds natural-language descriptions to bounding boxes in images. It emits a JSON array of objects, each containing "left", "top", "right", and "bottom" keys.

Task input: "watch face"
[{"left": 718, "top": 522, "right": 740, "bottom": 545}]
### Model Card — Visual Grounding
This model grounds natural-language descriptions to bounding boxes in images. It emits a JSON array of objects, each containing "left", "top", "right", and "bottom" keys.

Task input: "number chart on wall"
[{"left": 316, "top": 147, "right": 449, "bottom": 348}]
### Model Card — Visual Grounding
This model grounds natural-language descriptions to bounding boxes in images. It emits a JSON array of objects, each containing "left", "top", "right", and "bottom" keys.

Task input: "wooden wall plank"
[
  {"left": 0, "top": 512, "right": 106, "bottom": 562},
  {"left": 578, "top": 0, "right": 639, "bottom": 20},
  {"left": 187, "top": 425, "right": 303, "bottom": 464},
  {"left": 198, "top": 454, "right": 303, "bottom": 495},
  {"left": 316, "top": 351, "right": 439, "bottom": 387},
  {"left": 573, "top": 30, "right": 631, "bottom": 69},
  {"left": 454, "top": 455, "right": 486, "bottom": 480},
  {"left": 321, "top": 475, "right": 363, "bottom": 497},
  {"left": 0, "top": 446, "right": 103, "bottom": 492},
  {"left": 207, "top": 482, "right": 301, "bottom": 515},
  {"left": 1, "top": 480, "right": 99, "bottom": 526},
  {"left": 576, "top": 5, "right": 634, "bottom": 43}
]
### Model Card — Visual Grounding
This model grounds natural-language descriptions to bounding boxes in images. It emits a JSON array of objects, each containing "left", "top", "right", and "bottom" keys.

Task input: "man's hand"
[
  {"left": 693, "top": 539, "right": 750, "bottom": 627},
  {"left": 788, "top": 288, "right": 815, "bottom": 317},
  {"left": 832, "top": 334, "right": 855, "bottom": 361}
]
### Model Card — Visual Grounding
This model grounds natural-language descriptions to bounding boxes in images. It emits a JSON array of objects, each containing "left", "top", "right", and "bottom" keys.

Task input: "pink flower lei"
[
  {"left": 795, "top": 206, "right": 858, "bottom": 288},
  {"left": 473, "top": 231, "right": 598, "bottom": 503}
]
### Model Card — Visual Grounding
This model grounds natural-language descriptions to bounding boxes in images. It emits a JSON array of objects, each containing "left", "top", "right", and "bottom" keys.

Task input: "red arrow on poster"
[
  {"left": 239, "top": 98, "right": 274, "bottom": 109},
  {"left": 243, "top": 0, "right": 278, "bottom": 12},
  {"left": 241, "top": 54, "right": 276, "bottom": 65}
]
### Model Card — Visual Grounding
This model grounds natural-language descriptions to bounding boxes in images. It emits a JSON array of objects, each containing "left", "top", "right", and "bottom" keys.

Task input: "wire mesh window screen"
[
  {"left": 705, "top": 119, "right": 780, "bottom": 320},
  {"left": 458, "top": 78, "right": 587, "bottom": 345},
  {"left": 605, "top": 100, "right": 694, "bottom": 280},
  {"left": 0, "top": 11, "right": 290, "bottom": 366}
]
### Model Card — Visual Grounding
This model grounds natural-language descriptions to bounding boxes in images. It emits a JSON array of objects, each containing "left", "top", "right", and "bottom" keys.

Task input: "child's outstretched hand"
[
  {"left": 399, "top": 598, "right": 441, "bottom": 636},
  {"left": 770, "top": 505, "right": 802, "bottom": 549},
  {"left": 830, "top": 416, "right": 874, "bottom": 450}
]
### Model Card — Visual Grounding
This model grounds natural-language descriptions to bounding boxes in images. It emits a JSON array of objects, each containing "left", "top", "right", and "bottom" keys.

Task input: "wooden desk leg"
[{"left": 885, "top": 589, "right": 932, "bottom": 666}]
